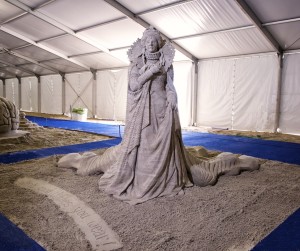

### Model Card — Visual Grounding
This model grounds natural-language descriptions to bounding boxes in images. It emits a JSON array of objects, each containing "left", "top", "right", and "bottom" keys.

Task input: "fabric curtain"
[
  {"left": 4, "top": 78, "right": 19, "bottom": 109},
  {"left": 279, "top": 53, "right": 300, "bottom": 134},
  {"left": 65, "top": 72, "right": 93, "bottom": 117},
  {"left": 96, "top": 69, "right": 128, "bottom": 121},
  {"left": 21, "top": 77, "right": 38, "bottom": 112},
  {"left": 41, "top": 75, "right": 62, "bottom": 114},
  {"left": 197, "top": 53, "right": 278, "bottom": 131},
  {"left": 173, "top": 61, "right": 193, "bottom": 127}
]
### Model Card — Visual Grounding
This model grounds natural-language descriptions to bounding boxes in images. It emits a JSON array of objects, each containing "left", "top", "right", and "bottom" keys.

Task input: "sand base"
[{"left": 0, "top": 114, "right": 299, "bottom": 250}]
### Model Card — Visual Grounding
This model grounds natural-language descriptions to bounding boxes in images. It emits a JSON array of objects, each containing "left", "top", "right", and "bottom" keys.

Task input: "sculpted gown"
[{"left": 58, "top": 44, "right": 259, "bottom": 205}]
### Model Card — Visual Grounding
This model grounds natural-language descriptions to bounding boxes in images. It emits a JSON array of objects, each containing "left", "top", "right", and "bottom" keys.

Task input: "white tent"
[{"left": 0, "top": 0, "right": 300, "bottom": 133}]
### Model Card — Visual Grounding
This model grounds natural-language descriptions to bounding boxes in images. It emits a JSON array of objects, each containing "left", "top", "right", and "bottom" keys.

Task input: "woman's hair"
[{"left": 141, "top": 26, "right": 164, "bottom": 49}]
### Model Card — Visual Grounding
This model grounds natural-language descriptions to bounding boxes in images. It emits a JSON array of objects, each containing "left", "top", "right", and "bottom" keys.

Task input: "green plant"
[{"left": 72, "top": 107, "right": 85, "bottom": 115}]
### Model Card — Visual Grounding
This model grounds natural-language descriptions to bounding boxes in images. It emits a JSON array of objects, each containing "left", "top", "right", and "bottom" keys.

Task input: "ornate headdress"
[{"left": 127, "top": 26, "right": 175, "bottom": 71}]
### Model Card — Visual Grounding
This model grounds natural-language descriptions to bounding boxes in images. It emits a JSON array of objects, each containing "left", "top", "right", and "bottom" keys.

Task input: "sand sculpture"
[
  {"left": 0, "top": 97, "right": 19, "bottom": 133},
  {"left": 58, "top": 27, "right": 259, "bottom": 204},
  {"left": 18, "top": 111, "right": 41, "bottom": 130}
]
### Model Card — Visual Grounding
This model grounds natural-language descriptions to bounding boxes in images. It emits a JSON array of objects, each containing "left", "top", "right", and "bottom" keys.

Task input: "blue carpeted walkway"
[
  {"left": 0, "top": 116, "right": 299, "bottom": 250},
  {"left": 0, "top": 213, "right": 45, "bottom": 251},
  {"left": 26, "top": 116, "right": 124, "bottom": 138},
  {"left": 1, "top": 116, "right": 300, "bottom": 165},
  {"left": 252, "top": 207, "right": 300, "bottom": 251},
  {"left": 182, "top": 131, "right": 300, "bottom": 165},
  {"left": 0, "top": 138, "right": 121, "bottom": 164}
]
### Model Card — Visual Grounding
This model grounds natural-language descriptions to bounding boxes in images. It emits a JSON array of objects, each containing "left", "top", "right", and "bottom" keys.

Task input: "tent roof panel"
[
  {"left": 176, "top": 28, "right": 274, "bottom": 59},
  {"left": 141, "top": 0, "right": 252, "bottom": 39},
  {"left": 39, "top": 0, "right": 125, "bottom": 30},
  {"left": 246, "top": 0, "right": 300, "bottom": 23},
  {"left": 41, "top": 35, "right": 100, "bottom": 57},
  {"left": 0, "top": 30, "right": 28, "bottom": 49},
  {"left": 116, "top": 0, "right": 180, "bottom": 14},
  {"left": 74, "top": 52, "right": 128, "bottom": 70},
  {"left": 80, "top": 19, "right": 145, "bottom": 49},
  {"left": 0, "top": 1, "right": 24, "bottom": 23},
  {"left": 19, "top": 63, "right": 56, "bottom": 75},
  {"left": 2, "top": 66, "right": 31, "bottom": 77},
  {"left": 18, "top": 0, "right": 50, "bottom": 9},
  {"left": 42, "top": 58, "right": 86, "bottom": 73},
  {"left": 4, "top": 14, "right": 65, "bottom": 41},
  {"left": 0, "top": 53, "right": 29, "bottom": 65},
  {"left": 0, "top": 69, "right": 15, "bottom": 78},
  {"left": 14, "top": 45, "right": 59, "bottom": 61},
  {"left": 266, "top": 21, "right": 300, "bottom": 50}
]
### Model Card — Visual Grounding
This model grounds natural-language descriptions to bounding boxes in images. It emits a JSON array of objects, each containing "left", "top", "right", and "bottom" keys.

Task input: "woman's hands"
[{"left": 167, "top": 92, "right": 177, "bottom": 110}]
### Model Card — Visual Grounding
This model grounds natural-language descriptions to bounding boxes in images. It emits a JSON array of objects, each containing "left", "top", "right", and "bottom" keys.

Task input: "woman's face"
[{"left": 145, "top": 36, "right": 159, "bottom": 53}]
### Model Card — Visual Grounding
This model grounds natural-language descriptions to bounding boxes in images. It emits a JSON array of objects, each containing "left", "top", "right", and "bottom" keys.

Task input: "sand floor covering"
[
  {"left": 0, "top": 153, "right": 299, "bottom": 250},
  {"left": 0, "top": 121, "right": 300, "bottom": 250}
]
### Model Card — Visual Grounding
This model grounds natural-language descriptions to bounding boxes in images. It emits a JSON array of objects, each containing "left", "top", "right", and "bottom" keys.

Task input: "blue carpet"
[
  {"left": 26, "top": 116, "right": 124, "bottom": 138},
  {"left": 1, "top": 116, "right": 299, "bottom": 250},
  {"left": 0, "top": 138, "right": 121, "bottom": 164},
  {"left": 1, "top": 116, "right": 299, "bottom": 165},
  {"left": 182, "top": 131, "right": 300, "bottom": 165},
  {"left": 252, "top": 207, "right": 300, "bottom": 251},
  {"left": 0, "top": 213, "right": 45, "bottom": 251}
]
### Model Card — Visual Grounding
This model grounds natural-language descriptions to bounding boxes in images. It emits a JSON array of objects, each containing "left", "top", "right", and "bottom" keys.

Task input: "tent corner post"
[
  {"left": 91, "top": 68, "right": 98, "bottom": 118},
  {"left": 274, "top": 53, "right": 284, "bottom": 133}
]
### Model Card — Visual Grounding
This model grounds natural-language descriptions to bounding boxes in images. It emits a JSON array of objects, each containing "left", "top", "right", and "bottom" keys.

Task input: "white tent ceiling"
[{"left": 0, "top": 0, "right": 300, "bottom": 79}]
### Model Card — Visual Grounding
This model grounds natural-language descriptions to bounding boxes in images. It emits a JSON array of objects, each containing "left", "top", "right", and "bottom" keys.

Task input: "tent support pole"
[
  {"left": 2, "top": 79, "right": 6, "bottom": 98},
  {"left": 191, "top": 61, "right": 198, "bottom": 126},
  {"left": 61, "top": 73, "right": 66, "bottom": 115},
  {"left": 274, "top": 53, "right": 284, "bottom": 133},
  {"left": 37, "top": 76, "right": 41, "bottom": 113},
  {"left": 17, "top": 77, "right": 21, "bottom": 110},
  {"left": 91, "top": 69, "right": 97, "bottom": 118}
]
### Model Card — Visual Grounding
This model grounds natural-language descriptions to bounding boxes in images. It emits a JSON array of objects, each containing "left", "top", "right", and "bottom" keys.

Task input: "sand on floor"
[{"left": 0, "top": 114, "right": 299, "bottom": 250}]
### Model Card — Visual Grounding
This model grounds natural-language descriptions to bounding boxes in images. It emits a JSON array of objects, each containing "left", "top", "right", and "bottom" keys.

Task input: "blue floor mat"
[
  {"left": 27, "top": 116, "right": 124, "bottom": 138},
  {"left": 1, "top": 116, "right": 299, "bottom": 165},
  {"left": 182, "top": 131, "right": 300, "bottom": 165},
  {"left": 0, "top": 213, "right": 45, "bottom": 251},
  {"left": 0, "top": 138, "right": 121, "bottom": 164},
  {"left": 252, "top": 207, "right": 300, "bottom": 251}
]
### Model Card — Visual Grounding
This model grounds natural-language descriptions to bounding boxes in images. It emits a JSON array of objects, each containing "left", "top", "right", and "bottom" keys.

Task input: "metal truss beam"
[
  {"left": 0, "top": 58, "right": 35, "bottom": 76},
  {"left": 233, "top": 0, "right": 282, "bottom": 53},
  {"left": 104, "top": 0, "right": 198, "bottom": 62},
  {"left": 0, "top": 26, "right": 90, "bottom": 70}
]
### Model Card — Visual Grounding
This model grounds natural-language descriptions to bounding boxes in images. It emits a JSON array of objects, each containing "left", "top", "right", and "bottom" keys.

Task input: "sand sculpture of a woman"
[{"left": 58, "top": 27, "right": 259, "bottom": 205}]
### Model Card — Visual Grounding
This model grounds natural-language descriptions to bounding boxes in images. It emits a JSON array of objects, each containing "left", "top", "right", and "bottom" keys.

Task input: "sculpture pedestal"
[{"left": 0, "top": 130, "right": 30, "bottom": 144}]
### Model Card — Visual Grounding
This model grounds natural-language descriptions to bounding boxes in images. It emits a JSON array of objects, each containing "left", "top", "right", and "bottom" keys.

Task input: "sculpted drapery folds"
[{"left": 58, "top": 27, "right": 259, "bottom": 205}]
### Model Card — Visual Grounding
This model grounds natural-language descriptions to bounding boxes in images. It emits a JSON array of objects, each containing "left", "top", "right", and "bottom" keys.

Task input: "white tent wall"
[
  {"left": 197, "top": 59, "right": 235, "bottom": 129},
  {"left": 279, "top": 53, "right": 300, "bottom": 135},
  {"left": 95, "top": 62, "right": 193, "bottom": 124},
  {"left": 5, "top": 78, "right": 19, "bottom": 109},
  {"left": 65, "top": 72, "right": 93, "bottom": 117},
  {"left": 113, "top": 69, "right": 128, "bottom": 122},
  {"left": 0, "top": 80, "right": 3, "bottom": 97},
  {"left": 40, "top": 75, "right": 62, "bottom": 114},
  {"left": 197, "top": 53, "right": 279, "bottom": 131},
  {"left": 96, "top": 69, "right": 128, "bottom": 121},
  {"left": 233, "top": 54, "right": 278, "bottom": 132},
  {"left": 173, "top": 61, "right": 193, "bottom": 127},
  {"left": 20, "top": 77, "right": 38, "bottom": 112}
]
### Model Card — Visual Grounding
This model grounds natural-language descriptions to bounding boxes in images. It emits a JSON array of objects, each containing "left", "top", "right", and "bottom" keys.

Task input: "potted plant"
[{"left": 71, "top": 107, "right": 88, "bottom": 121}]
